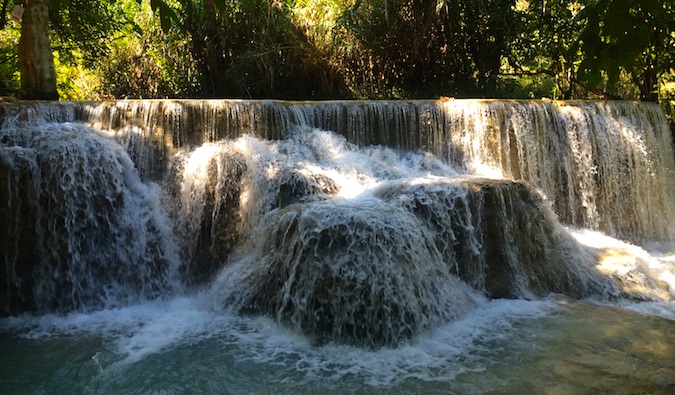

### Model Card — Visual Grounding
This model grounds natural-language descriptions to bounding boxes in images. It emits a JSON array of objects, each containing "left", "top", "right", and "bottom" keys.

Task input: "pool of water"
[{"left": 2, "top": 295, "right": 673, "bottom": 394}]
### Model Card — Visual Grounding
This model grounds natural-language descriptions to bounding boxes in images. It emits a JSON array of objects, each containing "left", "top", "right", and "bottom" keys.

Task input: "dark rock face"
[
  {"left": 377, "top": 178, "right": 606, "bottom": 299},
  {"left": 473, "top": 179, "right": 603, "bottom": 298},
  {"left": 175, "top": 150, "right": 248, "bottom": 286}
]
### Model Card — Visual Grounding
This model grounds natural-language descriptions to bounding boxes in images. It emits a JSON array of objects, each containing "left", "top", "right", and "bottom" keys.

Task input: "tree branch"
[
  {"left": 568, "top": 74, "right": 624, "bottom": 100},
  {"left": 0, "top": 0, "right": 12, "bottom": 29},
  {"left": 500, "top": 64, "right": 625, "bottom": 100}
]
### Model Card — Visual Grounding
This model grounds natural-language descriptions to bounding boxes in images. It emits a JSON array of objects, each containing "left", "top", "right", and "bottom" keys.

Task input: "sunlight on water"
[
  {"left": 2, "top": 100, "right": 675, "bottom": 394},
  {"left": 571, "top": 229, "right": 675, "bottom": 301}
]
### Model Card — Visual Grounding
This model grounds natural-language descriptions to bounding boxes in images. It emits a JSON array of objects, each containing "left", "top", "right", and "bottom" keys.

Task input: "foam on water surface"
[
  {"left": 0, "top": 295, "right": 553, "bottom": 387},
  {"left": 2, "top": 295, "right": 673, "bottom": 394},
  {"left": 2, "top": 100, "right": 675, "bottom": 393}
]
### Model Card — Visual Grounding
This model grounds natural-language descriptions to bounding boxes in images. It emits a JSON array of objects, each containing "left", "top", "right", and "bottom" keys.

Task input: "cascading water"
[
  {"left": 0, "top": 122, "right": 181, "bottom": 315},
  {"left": 41, "top": 98, "right": 674, "bottom": 242},
  {"left": 1, "top": 100, "right": 674, "bottom": 394}
]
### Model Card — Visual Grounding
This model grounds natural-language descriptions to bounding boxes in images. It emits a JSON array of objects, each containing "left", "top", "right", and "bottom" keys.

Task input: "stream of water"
[{"left": 1, "top": 100, "right": 674, "bottom": 394}]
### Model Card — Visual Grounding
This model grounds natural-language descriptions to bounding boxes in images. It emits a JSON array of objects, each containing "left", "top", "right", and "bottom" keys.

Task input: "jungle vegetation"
[{"left": 1, "top": 0, "right": 674, "bottom": 115}]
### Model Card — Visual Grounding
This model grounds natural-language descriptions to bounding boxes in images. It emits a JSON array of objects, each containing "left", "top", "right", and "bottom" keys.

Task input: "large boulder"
[
  {"left": 169, "top": 145, "right": 340, "bottom": 286},
  {"left": 223, "top": 177, "right": 630, "bottom": 347},
  {"left": 237, "top": 199, "right": 478, "bottom": 348},
  {"left": 377, "top": 178, "right": 608, "bottom": 299}
]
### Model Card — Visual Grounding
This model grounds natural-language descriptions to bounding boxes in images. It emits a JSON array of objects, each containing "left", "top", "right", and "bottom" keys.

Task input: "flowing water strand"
[
  {"left": 1, "top": 100, "right": 675, "bottom": 393},
  {"left": 196, "top": 128, "right": 674, "bottom": 348},
  {"left": 0, "top": 146, "right": 40, "bottom": 315},
  {"left": 169, "top": 142, "right": 248, "bottom": 285},
  {"left": 70, "top": 99, "right": 675, "bottom": 242},
  {"left": 0, "top": 101, "right": 78, "bottom": 130},
  {"left": 440, "top": 100, "right": 675, "bottom": 242},
  {"left": 0, "top": 122, "right": 182, "bottom": 314}
]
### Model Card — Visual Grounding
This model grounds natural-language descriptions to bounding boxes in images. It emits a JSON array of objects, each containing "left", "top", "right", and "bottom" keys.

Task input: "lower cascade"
[
  {"left": 1, "top": 123, "right": 181, "bottom": 314},
  {"left": 1, "top": 100, "right": 675, "bottom": 364}
]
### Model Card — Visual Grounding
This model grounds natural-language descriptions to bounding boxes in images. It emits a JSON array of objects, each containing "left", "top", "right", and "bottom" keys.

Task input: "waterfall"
[
  {"left": 1, "top": 99, "right": 674, "bottom": 347},
  {"left": 1, "top": 121, "right": 181, "bottom": 315},
  {"left": 7, "top": 98, "right": 665, "bottom": 241}
]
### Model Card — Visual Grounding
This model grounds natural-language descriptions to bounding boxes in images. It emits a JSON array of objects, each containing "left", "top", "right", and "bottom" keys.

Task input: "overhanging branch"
[
  {"left": 500, "top": 64, "right": 625, "bottom": 100},
  {"left": 0, "top": 0, "right": 12, "bottom": 29}
]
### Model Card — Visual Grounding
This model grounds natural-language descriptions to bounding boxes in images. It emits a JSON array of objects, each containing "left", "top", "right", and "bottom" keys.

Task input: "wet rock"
[
  {"left": 240, "top": 200, "right": 477, "bottom": 348},
  {"left": 651, "top": 367, "right": 675, "bottom": 389},
  {"left": 0, "top": 126, "right": 175, "bottom": 316},
  {"left": 275, "top": 169, "right": 339, "bottom": 208},
  {"left": 168, "top": 149, "right": 248, "bottom": 286},
  {"left": 377, "top": 178, "right": 606, "bottom": 299}
]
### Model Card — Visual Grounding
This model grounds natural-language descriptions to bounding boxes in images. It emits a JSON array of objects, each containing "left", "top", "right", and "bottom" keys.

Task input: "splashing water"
[
  {"left": 1, "top": 122, "right": 181, "bottom": 315},
  {"left": 1, "top": 100, "right": 675, "bottom": 394}
]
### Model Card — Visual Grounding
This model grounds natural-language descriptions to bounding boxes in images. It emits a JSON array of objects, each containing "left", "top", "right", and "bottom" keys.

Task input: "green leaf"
[
  {"left": 147, "top": 49, "right": 159, "bottom": 62},
  {"left": 149, "top": 0, "right": 179, "bottom": 33}
]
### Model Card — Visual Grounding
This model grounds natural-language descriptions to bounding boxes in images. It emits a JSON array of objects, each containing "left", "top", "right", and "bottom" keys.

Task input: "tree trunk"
[
  {"left": 18, "top": 0, "right": 58, "bottom": 100},
  {"left": 204, "top": 0, "right": 215, "bottom": 20}
]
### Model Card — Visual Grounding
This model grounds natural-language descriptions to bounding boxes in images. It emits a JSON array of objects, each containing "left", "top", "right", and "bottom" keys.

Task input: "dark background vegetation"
[{"left": 1, "top": 0, "right": 674, "bottom": 119}]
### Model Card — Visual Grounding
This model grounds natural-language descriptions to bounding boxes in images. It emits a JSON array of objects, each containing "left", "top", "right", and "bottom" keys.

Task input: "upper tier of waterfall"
[{"left": 3, "top": 99, "right": 673, "bottom": 243}]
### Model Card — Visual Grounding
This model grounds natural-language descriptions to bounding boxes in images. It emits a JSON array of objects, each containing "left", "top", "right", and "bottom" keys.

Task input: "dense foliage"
[
  {"left": 573, "top": 0, "right": 675, "bottom": 101},
  {"left": 1, "top": 0, "right": 674, "bottom": 103}
]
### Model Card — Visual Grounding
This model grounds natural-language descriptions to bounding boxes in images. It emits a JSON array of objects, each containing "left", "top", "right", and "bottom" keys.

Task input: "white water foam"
[
  {"left": 0, "top": 294, "right": 562, "bottom": 388},
  {"left": 2, "top": 102, "right": 675, "bottom": 393},
  {"left": 571, "top": 229, "right": 675, "bottom": 300}
]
